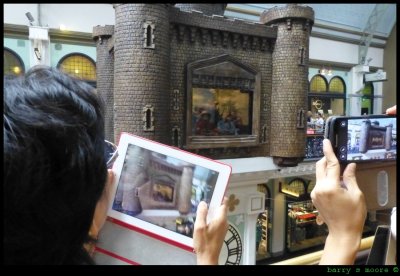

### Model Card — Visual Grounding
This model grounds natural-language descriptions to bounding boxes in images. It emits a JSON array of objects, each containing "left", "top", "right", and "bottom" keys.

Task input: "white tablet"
[{"left": 107, "top": 133, "right": 231, "bottom": 250}]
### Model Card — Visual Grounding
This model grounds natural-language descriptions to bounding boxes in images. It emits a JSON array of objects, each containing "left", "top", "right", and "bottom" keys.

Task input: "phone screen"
[{"left": 333, "top": 115, "right": 396, "bottom": 162}]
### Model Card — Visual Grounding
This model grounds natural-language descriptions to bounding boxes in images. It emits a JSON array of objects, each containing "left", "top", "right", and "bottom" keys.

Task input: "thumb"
[
  {"left": 386, "top": 105, "right": 396, "bottom": 115},
  {"left": 342, "top": 163, "right": 359, "bottom": 191},
  {"left": 195, "top": 201, "right": 208, "bottom": 229},
  {"left": 323, "top": 139, "right": 340, "bottom": 180}
]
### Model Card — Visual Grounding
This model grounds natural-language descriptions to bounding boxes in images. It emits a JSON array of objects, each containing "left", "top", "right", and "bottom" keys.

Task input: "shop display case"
[{"left": 286, "top": 200, "right": 327, "bottom": 252}]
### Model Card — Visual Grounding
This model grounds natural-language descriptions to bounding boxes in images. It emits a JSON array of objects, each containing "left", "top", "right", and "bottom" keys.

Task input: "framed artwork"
[{"left": 186, "top": 54, "right": 261, "bottom": 149}]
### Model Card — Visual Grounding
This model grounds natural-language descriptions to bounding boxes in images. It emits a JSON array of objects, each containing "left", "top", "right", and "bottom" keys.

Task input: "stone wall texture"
[
  {"left": 114, "top": 4, "right": 170, "bottom": 143},
  {"left": 174, "top": 4, "right": 227, "bottom": 16},
  {"left": 169, "top": 6, "right": 276, "bottom": 159},
  {"left": 93, "top": 25, "right": 115, "bottom": 142},
  {"left": 261, "top": 5, "right": 314, "bottom": 165}
]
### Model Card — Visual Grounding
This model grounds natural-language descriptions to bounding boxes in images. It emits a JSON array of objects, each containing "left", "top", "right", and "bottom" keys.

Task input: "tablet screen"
[{"left": 107, "top": 133, "right": 231, "bottom": 249}]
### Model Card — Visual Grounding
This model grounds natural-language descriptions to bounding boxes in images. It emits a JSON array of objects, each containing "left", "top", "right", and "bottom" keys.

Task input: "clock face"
[{"left": 218, "top": 224, "right": 242, "bottom": 265}]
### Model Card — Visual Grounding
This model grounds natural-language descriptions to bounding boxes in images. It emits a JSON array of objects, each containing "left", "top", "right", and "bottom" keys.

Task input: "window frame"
[
  {"left": 57, "top": 52, "right": 97, "bottom": 87},
  {"left": 308, "top": 74, "right": 346, "bottom": 115},
  {"left": 4, "top": 47, "right": 25, "bottom": 77}
]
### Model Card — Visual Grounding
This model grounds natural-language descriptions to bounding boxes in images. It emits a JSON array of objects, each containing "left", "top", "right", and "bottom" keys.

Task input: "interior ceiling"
[{"left": 225, "top": 4, "right": 396, "bottom": 42}]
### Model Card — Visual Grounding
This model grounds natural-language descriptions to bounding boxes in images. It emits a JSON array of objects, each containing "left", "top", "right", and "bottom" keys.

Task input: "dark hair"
[{"left": 4, "top": 66, "right": 107, "bottom": 264}]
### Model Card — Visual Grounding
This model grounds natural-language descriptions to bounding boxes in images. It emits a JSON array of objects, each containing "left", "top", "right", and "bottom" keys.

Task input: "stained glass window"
[
  {"left": 310, "top": 75, "right": 327, "bottom": 93},
  {"left": 328, "top": 76, "right": 345, "bottom": 93},
  {"left": 58, "top": 53, "right": 96, "bottom": 82},
  {"left": 4, "top": 48, "right": 25, "bottom": 77}
]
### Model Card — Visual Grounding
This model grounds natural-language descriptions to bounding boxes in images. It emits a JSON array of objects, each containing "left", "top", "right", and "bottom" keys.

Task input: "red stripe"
[{"left": 95, "top": 246, "right": 140, "bottom": 265}]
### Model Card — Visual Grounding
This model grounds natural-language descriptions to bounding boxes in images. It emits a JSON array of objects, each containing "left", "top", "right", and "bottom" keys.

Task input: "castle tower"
[
  {"left": 92, "top": 25, "right": 115, "bottom": 142},
  {"left": 260, "top": 4, "right": 314, "bottom": 166},
  {"left": 174, "top": 4, "right": 227, "bottom": 16},
  {"left": 113, "top": 4, "right": 170, "bottom": 143}
]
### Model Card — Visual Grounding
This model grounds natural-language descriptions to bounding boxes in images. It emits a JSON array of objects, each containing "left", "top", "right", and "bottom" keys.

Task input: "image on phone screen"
[{"left": 336, "top": 116, "right": 396, "bottom": 162}]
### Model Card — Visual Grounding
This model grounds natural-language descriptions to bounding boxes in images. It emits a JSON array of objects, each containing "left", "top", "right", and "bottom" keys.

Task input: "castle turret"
[
  {"left": 113, "top": 4, "right": 170, "bottom": 143},
  {"left": 174, "top": 4, "right": 227, "bottom": 16},
  {"left": 93, "top": 25, "right": 115, "bottom": 142},
  {"left": 260, "top": 4, "right": 314, "bottom": 166}
]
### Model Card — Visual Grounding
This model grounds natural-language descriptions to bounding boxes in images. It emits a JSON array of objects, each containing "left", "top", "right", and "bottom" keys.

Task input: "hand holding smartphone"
[{"left": 324, "top": 115, "right": 396, "bottom": 163}]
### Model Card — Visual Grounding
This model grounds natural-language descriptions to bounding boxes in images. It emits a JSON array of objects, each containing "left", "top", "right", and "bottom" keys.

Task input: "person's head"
[
  {"left": 4, "top": 65, "right": 107, "bottom": 264},
  {"left": 200, "top": 110, "right": 210, "bottom": 120}
]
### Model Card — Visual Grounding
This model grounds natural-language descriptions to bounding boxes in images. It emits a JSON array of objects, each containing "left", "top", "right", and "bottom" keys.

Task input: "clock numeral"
[
  {"left": 225, "top": 235, "right": 236, "bottom": 245},
  {"left": 228, "top": 247, "right": 240, "bottom": 256},
  {"left": 221, "top": 224, "right": 242, "bottom": 266},
  {"left": 226, "top": 260, "right": 238, "bottom": 265}
]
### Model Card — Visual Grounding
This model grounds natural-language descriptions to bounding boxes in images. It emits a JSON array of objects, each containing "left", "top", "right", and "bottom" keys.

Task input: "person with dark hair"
[{"left": 4, "top": 66, "right": 228, "bottom": 265}]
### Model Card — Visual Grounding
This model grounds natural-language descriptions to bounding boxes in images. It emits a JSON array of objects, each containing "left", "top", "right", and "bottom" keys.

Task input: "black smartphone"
[
  {"left": 324, "top": 114, "right": 396, "bottom": 163},
  {"left": 366, "top": 225, "right": 391, "bottom": 265}
]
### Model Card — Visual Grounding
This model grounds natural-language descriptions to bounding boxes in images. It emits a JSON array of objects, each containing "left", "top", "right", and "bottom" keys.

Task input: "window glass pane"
[
  {"left": 59, "top": 55, "right": 96, "bottom": 81},
  {"left": 361, "top": 98, "right": 372, "bottom": 115},
  {"left": 329, "top": 98, "right": 344, "bottom": 116},
  {"left": 4, "top": 49, "right": 24, "bottom": 77},
  {"left": 328, "top": 77, "right": 344, "bottom": 93},
  {"left": 310, "top": 75, "right": 327, "bottom": 93},
  {"left": 288, "top": 179, "right": 305, "bottom": 195},
  {"left": 362, "top": 82, "right": 373, "bottom": 96}
]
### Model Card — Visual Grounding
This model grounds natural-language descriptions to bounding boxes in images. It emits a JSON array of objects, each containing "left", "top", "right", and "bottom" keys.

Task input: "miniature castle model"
[{"left": 93, "top": 4, "right": 314, "bottom": 166}]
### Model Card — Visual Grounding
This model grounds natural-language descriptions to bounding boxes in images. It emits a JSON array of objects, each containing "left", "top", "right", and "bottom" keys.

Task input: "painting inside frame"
[{"left": 192, "top": 88, "right": 252, "bottom": 136}]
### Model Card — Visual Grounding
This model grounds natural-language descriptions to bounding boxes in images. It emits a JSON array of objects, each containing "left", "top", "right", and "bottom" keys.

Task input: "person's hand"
[
  {"left": 193, "top": 197, "right": 228, "bottom": 265},
  {"left": 386, "top": 105, "right": 396, "bottom": 115},
  {"left": 311, "top": 139, "right": 366, "bottom": 264},
  {"left": 90, "top": 170, "right": 115, "bottom": 238}
]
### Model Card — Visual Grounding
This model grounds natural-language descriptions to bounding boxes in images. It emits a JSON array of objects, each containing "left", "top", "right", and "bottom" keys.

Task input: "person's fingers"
[
  {"left": 105, "top": 170, "right": 115, "bottom": 201},
  {"left": 342, "top": 163, "right": 359, "bottom": 191},
  {"left": 214, "top": 197, "right": 228, "bottom": 223},
  {"left": 195, "top": 201, "right": 208, "bottom": 230},
  {"left": 221, "top": 196, "right": 228, "bottom": 209},
  {"left": 322, "top": 139, "right": 340, "bottom": 181},
  {"left": 386, "top": 105, "right": 396, "bottom": 115},
  {"left": 107, "top": 169, "right": 114, "bottom": 187}
]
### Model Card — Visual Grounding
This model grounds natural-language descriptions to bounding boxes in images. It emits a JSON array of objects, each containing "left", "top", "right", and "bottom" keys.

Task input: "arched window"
[
  {"left": 143, "top": 22, "right": 155, "bottom": 49},
  {"left": 308, "top": 74, "right": 346, "bottom": 117},
  {"left": 309, "top": 74, "right": 328, "bottom": 93},
  {"left": 328, "top": 76, "right": 345, "bottom": 93},
  {"left": 280, "top": 178, "right": 306, "bottom": 198},
  {"left": 146, "top": 25, "right": 152, "bottom": 47},
  {"left": 57, "top": 53, "right": 96, "bottom": 86},
  {"left": 4, "top": 48, "right": 25, "bottom": 77},
  {"left": 361, "top": 82, "right": 374, "bottom": 115}
]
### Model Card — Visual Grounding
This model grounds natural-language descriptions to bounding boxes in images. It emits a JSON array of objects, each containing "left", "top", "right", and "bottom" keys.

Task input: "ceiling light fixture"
[
  {"left": 26, "top": 12, "right": 35, "bottom": 25},
  {"left": 34, "top": 47, "right": 41, "bottom": 60}
]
